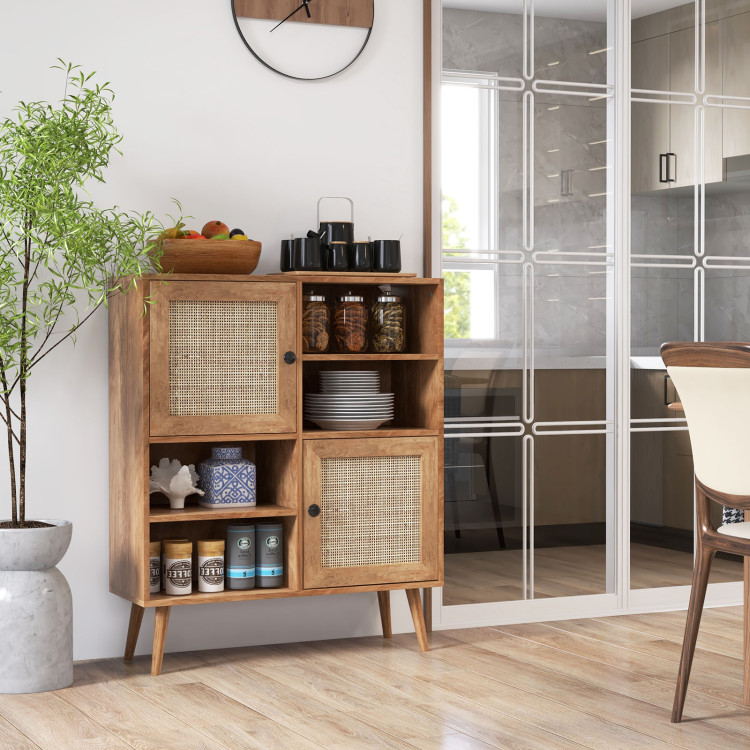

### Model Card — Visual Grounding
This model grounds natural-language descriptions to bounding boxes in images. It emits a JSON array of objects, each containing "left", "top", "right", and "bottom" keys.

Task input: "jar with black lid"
[
  {"left": 334, "top": 293, "right": 368, "bottom": 353},
  {"left": 302, "top": 292, "right": 330, "bottom": 353},
  {"left": 371, "top": 294, "right": 406, "bottom": 353}
]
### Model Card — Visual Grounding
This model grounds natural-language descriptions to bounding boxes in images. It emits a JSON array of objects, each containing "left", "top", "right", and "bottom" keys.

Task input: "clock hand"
[{"left": 270, "top": 0, "right": 313, "bottom": 33}]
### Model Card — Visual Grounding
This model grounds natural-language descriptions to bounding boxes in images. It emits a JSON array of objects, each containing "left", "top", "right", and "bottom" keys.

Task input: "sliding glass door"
[
  {"left": 438, "top": 0, "right": 748, "bottom": 624},
  {"left": 440, "top": 0, "right": 616, "bottom": 613},
  {"left": 629, "top": 0, "right": 749, "bottom": 601}
]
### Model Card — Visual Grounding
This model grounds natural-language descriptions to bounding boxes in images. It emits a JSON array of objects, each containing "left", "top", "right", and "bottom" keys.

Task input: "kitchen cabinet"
[
  {"left": 110, "top": 272, "right": 445, "bottom": 675},
  {"left": 721, "top": 12, "right": 750, "bottom": 159},
  {"left": 631, "top": 21, "right": 722, "bottom": 193},
  {"left": 632, "top": 35, "right": 670, "bottom": 194},
  {"left": 632, "top": 1, "right": 750, "bottom": 193}
]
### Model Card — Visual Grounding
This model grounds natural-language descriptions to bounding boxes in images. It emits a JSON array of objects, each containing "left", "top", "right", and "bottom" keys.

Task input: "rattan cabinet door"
[
  {"left": 303, "top": 437, "right": 439, "bottom": 588},
  {"left": 149, "top": 280, "right": 297, "bottom": 436}
]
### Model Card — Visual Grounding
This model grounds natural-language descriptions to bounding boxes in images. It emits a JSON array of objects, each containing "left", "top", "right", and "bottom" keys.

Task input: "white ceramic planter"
[{"left": 0, "top": 519, "right": 73, "bottom": 693}]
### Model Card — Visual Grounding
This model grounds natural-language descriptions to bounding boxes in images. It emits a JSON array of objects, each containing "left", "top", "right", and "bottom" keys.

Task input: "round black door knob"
[
  {"left": 284, "top": 351, "right": 297, "bottom": 365},
  {"left": 308, "top": 504, "right": 321, "bottom": 518}
]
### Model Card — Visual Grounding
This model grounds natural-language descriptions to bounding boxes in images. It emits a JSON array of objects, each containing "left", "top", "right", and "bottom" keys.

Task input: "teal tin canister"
[
  {"left": 226, "top": 524, "right": 255, "bottom": 590},
  {"left": 256, "top": 523, "right": 283, "bottom": 588}
]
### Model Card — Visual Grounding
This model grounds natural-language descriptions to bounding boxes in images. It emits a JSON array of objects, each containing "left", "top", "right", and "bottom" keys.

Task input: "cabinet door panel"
[
  {"left": 149, "top": 280, "right": 297, "bottom": 436},
  {"left": 303, "top": 437, "right": 439, "bottom": 588},
  {"left": 704, "top": 21, "right": 724, "bottom": 184},
  {"left": 669, "top": 26, "right": 697, "bottom": 188},
  {"left": 632, "top": 36, "right": 671, "bottom": 193},
  {"left": 722, "top": 12, "right": 750, "bottom": 159}
]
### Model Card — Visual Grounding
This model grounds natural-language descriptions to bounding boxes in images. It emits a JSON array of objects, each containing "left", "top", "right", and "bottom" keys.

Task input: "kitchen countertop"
[{"left": 444, "top": 348, "right": 666, "bottom": 371}]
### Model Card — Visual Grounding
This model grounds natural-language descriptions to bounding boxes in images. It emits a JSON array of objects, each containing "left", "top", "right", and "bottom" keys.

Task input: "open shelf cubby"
[
  {"left": 148, "top": 439, "right": 299, "bottom": 518},
  {"left": 302, "top": 359, "right": 443, "bottom": 434},
  {"left": 299, "top": 280, "right": 442, "bottom": 357},
  {"left": 150, "top": 515, "right": 299, "bottom": 598}
]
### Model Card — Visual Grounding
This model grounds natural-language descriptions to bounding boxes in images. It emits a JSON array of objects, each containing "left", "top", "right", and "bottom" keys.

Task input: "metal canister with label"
[
  {"left": 226, "top": 524, "right": 255, "bottom": 590},
  {"left": 197, "top": 539, "right": 225, "bottom": 593},
  {"left": 164, "top": 541, "right": 193, "bottom": 596},
  {"left": 149, "top": 540, "right": 161, "bottom": 594},
  {"left": 256, "top": 523, "right": 283, "bottom": 588}
]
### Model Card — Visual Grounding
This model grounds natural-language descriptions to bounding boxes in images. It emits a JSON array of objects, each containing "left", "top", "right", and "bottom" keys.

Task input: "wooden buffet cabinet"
[{"left": 109, "top": 272, "right": 444, "bottom": 674}]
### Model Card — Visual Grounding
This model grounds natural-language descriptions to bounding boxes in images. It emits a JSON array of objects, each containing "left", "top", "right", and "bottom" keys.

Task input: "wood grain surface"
[
  {"left": 1, "top": 606, "right": 747, "bottom": 748},
  {"left": 234, "top": 0, "right": 373, "bottom": 29},
  {"left": 108, "top": 283, "right": 150, "bottom": 604},
  {"left": 157, "top": 239, "right": 261, "bottom": 275}
]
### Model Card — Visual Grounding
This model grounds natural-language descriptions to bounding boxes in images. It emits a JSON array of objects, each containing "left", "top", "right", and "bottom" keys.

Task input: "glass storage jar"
[
  {"left": 371, "top": 294, "right": 406, "bottom": 353},
  {"left": 302, "top": 293, "right": 330, "bottom": 353},
  {"left": 334, "top": 293, "right": 368, "bottom": 353}
]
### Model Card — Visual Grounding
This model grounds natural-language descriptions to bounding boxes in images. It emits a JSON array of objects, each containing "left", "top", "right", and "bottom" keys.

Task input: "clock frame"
[{"left": 232, "top": 0, "right": 374, "bottom": 81}]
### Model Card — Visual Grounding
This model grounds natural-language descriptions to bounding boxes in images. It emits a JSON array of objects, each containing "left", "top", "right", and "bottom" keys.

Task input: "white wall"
[{"left": 0, "top": 0, "right": 426, "bottom": 660}]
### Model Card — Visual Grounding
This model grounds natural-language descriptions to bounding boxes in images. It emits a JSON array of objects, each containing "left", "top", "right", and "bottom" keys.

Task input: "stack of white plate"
[{"left": 306, "top": 371, "right": 394, "bottom": 430}]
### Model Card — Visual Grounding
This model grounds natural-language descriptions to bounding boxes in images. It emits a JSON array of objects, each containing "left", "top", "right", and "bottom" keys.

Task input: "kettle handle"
[{"left": 317, "top": 196, "right": 354, "bottom": 227}]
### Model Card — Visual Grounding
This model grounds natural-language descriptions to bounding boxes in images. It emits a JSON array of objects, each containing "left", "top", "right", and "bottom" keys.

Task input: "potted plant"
[{"left": 0, "top": 62, "right": 173, "bottom": 693}]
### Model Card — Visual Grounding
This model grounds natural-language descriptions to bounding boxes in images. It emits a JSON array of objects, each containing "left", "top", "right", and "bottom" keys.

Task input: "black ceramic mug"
[
  {"left": 349, "top": 241, "right": 373, "bottom": 272},
  {"left": 293, "top": 236, "right": 322, "bottom": 271},
  {"left": 325, "top": 241, "right": 349, "bottom": 272},
  {"left": 280, "top": 239, "right": 294, "bottom": 272},
  {"left": 372, "top": 240, "right": 402, "bottom": 273}
]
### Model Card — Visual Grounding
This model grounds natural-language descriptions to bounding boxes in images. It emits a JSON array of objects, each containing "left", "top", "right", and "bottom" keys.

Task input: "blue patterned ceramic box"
[{"left": 198, "top": 446, "right": 257, "bottom": 508}]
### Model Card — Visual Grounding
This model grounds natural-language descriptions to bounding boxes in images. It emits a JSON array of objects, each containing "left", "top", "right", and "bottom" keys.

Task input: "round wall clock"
[{"left": 232, "top": 0, "right": 374, "bottom": 81}]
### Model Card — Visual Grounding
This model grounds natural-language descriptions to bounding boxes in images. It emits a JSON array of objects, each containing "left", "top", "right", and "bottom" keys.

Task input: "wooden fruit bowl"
[{"left": 156, "top": 238, "right": 262, "bottom": 274}]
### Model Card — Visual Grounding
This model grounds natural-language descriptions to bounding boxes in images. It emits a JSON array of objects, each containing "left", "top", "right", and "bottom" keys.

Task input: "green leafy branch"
[{"left": 0, "top": 61, "right": 177, "bottom": 526}]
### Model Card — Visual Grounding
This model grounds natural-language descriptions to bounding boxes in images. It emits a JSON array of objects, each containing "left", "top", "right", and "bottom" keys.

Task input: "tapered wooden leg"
[
  {"left": 151, "top": 606, "right": 171, "bottom": 676},
  {"left": 377, "top": 591, "right": 392, "bottom": 639},
  {"left": 405, "top": 588, "right": 429, "bottom": 652},
  {"left": 672, "top": 547, "right": 715, "bottom": 722},
  {"left": 744, "top": 557, "right": 750, "bottom": 706},
  {"left": 124, "top": 603, "right": 144, "bottom": 661},
  {"left": 423, "top": 588, "right": 432, "bottom": 634}
]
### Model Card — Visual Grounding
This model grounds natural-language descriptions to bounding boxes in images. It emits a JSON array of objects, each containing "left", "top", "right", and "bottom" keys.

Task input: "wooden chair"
[{"left": 661, "top": 342, "right": 750, "bottom": 723}]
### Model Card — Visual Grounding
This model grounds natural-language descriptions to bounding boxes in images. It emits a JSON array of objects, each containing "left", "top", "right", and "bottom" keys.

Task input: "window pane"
[
  {"left": 444, "top": 269, "right": 496, "bottom": 340},
  {"left": 442, "top": 85, "right": 482, "bottom": 251}
]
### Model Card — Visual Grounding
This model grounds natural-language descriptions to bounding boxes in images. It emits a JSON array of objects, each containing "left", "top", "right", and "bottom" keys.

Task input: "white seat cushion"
[{"left": 717, "top": 521, "right": 750, "bottom": 539}]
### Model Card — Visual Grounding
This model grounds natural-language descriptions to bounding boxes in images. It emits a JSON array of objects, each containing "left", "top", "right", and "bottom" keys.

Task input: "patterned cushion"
[{"left": 722, "top": 506, "right": 745, "bottom": 524}]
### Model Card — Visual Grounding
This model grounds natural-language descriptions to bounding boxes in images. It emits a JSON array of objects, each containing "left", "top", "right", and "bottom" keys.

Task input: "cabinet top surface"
[{"left": 142, "top": 273, "right": 442, "bottom": 285}]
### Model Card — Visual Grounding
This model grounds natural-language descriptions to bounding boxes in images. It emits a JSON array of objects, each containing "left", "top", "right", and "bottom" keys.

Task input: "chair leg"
[
  {"left": 672, "top": 546, "right": 716, "bottom": 723},
  {"left": 485, "top": 437, "right": 506, "bottom": 549},
  {"left": 744, "top": 557, "right": 750, "bottom": 707}
]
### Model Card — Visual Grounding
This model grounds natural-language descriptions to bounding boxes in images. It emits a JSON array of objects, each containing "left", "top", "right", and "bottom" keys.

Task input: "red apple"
[{"left": 182, "top": 230, "right": 206, "bottom": 239}]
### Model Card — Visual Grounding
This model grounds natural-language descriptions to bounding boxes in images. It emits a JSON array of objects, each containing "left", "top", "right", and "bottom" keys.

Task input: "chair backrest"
[{"left": 662, "top": 342, "right": 750, "bottom": 497}]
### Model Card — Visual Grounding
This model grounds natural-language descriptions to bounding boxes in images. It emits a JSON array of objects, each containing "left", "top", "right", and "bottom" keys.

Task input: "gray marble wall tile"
[
  {"left": 534, "top": 15, "right": 608, "bottom": 85},
  {"left": 443, "top": 9, "right": 524, "bottom": 78},
  {"left": 704, "top": 190, "right": 750, "bottom": 257},
  {"left": 443, "top": 9, "right": 608, "bottom": 86}
]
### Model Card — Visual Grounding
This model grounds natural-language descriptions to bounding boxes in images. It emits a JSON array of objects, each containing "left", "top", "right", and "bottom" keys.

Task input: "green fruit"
[
  {"left": 230, "top": 228, "right": 245, "bottom": 237},
  {"left": 211, "top": 233, "right": 230, "bottom": 240}
]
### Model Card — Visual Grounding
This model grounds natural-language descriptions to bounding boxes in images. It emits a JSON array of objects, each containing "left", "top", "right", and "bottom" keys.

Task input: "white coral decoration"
[{"left": 149, "top": 457, "right": 204, "bottom": 510}]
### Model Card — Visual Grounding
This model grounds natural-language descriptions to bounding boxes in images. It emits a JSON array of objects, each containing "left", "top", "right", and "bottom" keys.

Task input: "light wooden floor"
[
  {"left": 444, "top": 543, "right": 744, "bottom": 605},
  {"left": 0, "top": 605, "right": 748, "bottom": 749}
]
